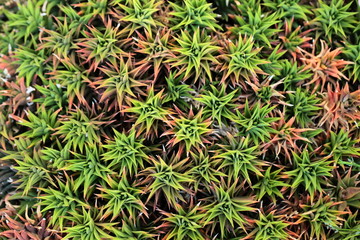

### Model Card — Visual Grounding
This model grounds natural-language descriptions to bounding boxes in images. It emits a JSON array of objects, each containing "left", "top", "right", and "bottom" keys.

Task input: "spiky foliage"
[
  {"left": 140, "top": 155, "right": 193, "bottom": 207},
  {"left": 0, "top": 25, "right": 17, "bottom": 54},
  {"left": 40, "top": 144, "right": 71, "bottom": 169},
  {"left": 48, "top": 57, "right": 90, "bottom": 107},
  {"left": 0, "top": 204, "right": 62, "bottom": 239},
  {"left": 73, "top": 0, "right": 109, "bottom": 22},
  {"left": 234, "top": 101, "right": 278, "bottom": 144},
  {"left": 319, "top": 83, "right": 360, "bottom": 130},
  {"left": 57, "top": 5, "right": 93, "bottom": 35},
  {"left": 37, "top": 176, "right": 89, "bottom": 230},
  {"left": 246, "top": 77, "right": 284, "bottom": 104},
  {"left": 189, "top": 150, "right": 225, "bottom": 192},
  {"left": 163, "top": 71, "right": 193, "bottom": 110},
  {"left": 286, "top": 88, "right": 321, "bottom": 127},
  {"left": 334, "top": 212, "right": 360, "bottom": 240},
  {"left": 11, "top": 107, "right": 60, "bottom": 147},
  {"left": 249, "top": 211, "right": 290, "bottom": 240},
  {"left": 76, "top": 21, "right": 125, "bottom": 72},
  {"left": 313, "top": 0, "right": 358, "bottom": 42},
  {"left": 163, "top": 107, "right": 212, "bottom": 152},
  {"left": 195, "top": 85, "right": 237, "bottom": 126},
  {"left": 266, "top": 113, "right": 316, "bottom": 160},
  {"left": 33, "top": 81, "right": 68, "bottom": 109},
  {"left": 63, "top": 208, "right": 116, "bottom": 240},
  {"left": 169, "top": 0, "right": 221, "bottom": 31},
  {"left": 213, "top": 135, "right": 265, "bottom": 184},
  {"left": 95, "top": 56, "right": 145, "bottom": 109},
  {"left": 159, "top": 204, "right": 206, "bottom": 240},
  {"left": 135, "top": 28, "right": 174, "bottom": 80},
  {"left": 217, "top": 35, "right": 268, "bottom": 86},
  {"left": 12, "top": 150, "right": 54, "bottom": 196},
  {"left": 38, "top": 17, "right": 76, "bottom": 60},
  {"left": 169, "top": 29, "right": 220, "bottom": 83},
  {"left": 231, "top": 0, "right": 258, "bottom": 14},
  {"left": 2, "top": 0, "right": 360, "bottom": 239},
  {"left": 102, "top": 129, "right": 149, "bottom": 175},
  {"left": 343, "top": 42, "right": 360, "bottom": 82},
  {"left": 274, "top": 60, "right": 312, "bottom": 91},
  {"left": 278, "top": 18, "right": 312, "bottom": 60},
  {"left": 299, "top": 40, "right": 352, "bottom": 91},
  {"left": 202, "top": 182, "right": 256, "bottom": 238},
  {"left": 115, "top": 0, "right": 163, "bottom": 35},
  {"left": 114, "top": 217, "right": 156, "bottom": 239},
  {"left": 13, "top": 46, "right": 48, "bottom": 86},
  {"left": 5, "top": 0, "right": 50, "bottom": 42},
  {"left": 286, "top": 150, "right": 333, "bottom": 201},
  {"left": 300, "top": 196, "right": 347, "bottom": 240},
  {"left": 229, "top": 6, "right": 281, "bottom": 47},
  {"left": 97, "top": 174, "right": 147, "bottom": 221},
  {"left": 324, "top": 129, "right": 360, "bottom": 162},
  {"left": 61, "top": 146, "right": 110, "bottom": 198},
  {"left": 263, "top": 0, "right": 311, "bottom": 20},
  {"left": 124, "top": 88, "right": 171, "bottom": 137},
  {"left": 55, "top": 109, "right": 108, "bottom": 153},
  {"left": 329, "top": 169, "right": 360, "bottom": 210},
  {"left": 259, "top": 45, "right": 286, "bottom": 76},
  {"left": 253, "top": 167, "right": 289, "bottom": 203}
]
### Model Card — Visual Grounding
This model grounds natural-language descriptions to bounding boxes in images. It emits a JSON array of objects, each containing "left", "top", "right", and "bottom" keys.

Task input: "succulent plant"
[
  {"left": 97, "top": 174, "right": 147, "bottom": 221},
  {"left": 213, "top": 134, "right": 265, "bottom": 184},
  {"left": 169, "top": 0, "right": 221, "bottom": 31},
  {"left": 313, "top": 0, "right": 358, "bottom": 42},
  {"left": 163, "top": 107, "right": 212, "bottom": 152},
  {"left": 124, "top": 88, "right": 171, "bottom": 138},
  {"left": 234, "top": 101, "right": 279, "bottom": 145},
  {"left": 263, "top": 0, "right": 312, "bottom": 21},
  {"left": 299, "top": 195, "right": 347, "bottom": 239},
  {"left": 159, "top": 203, "right": 206, "bottom": 240},
  {"left": 169, "top": 28, "right": 220, "bottom": 83},
  {"left": 195, "top": 85, "right": 237, "bottom": 126},
  {"left": 286, "top": 88, "right": 321, "bottom": 127},
  {"left": 202, "top": 182, "right": 256, "bottom": 238},
  {"left": 1, "top": 0, "right": 359, "bottom": 239},
  {"left": 286, "top": 150, "right": 333, "bottom": 201},
  {"left": 102, "top": 129, "right": 149, "bottom": 175},
  {"left": 249, "top": 211, "right": 290, "bottom": 240},
  {"left": 229, "top": 6, "right": 281, "bottom": 47},
  {"left": 343, "top": 42, "right": 360, "bottom": 82},
  {"left": 217, "top": 35, "right": 268, "bottom": 86},
  {"left": 253, "top": 167, "right": 289, "bottom": 203},
  {"left": 140, "top": 155, "right": 193, "bottom": 207},
  {"left": 37, "top": 175, "right": 89, "bottom": 230},
  {"left": 114, "top": 0, "right": 163, "bottom": 35}
]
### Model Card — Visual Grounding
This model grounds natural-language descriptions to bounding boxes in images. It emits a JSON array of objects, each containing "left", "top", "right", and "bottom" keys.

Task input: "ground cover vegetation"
[{"left": 0, "top": 0, "right": 360, "bottom": 239}]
